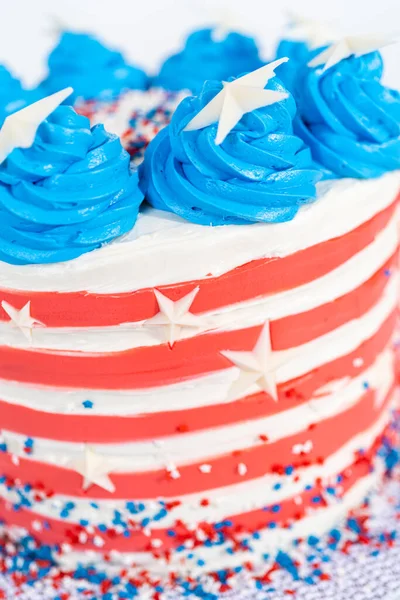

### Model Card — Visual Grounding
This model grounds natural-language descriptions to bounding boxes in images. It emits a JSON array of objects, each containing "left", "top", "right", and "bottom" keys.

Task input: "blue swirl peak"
[
  {"left": 154, "top": 28, "right": 264, "bottom": 94},
  {"left": 294, "top": 49, "right": 400, "bottom": 178},
  {"left": 0, "top": 105, "right": 144, "bottom": 265},
  {"left": 140, "top": 68, "right": 322, "bottom": 226},
  {"left": 41, "top": 32, "right": 149, "bottom": 103}
]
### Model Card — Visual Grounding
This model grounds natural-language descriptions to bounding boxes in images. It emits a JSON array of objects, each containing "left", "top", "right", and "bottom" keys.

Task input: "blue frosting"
[
  {"left": 0, "top": 66, "right": 42, "bottom": 126},
  {"left": 154, "top": 28, "right": 263, "bottom": 93},
  {"left": 139, "top": 77, "right": 322, "bottom": 226},
  {"left": 294, "top": 51, "right": 400, "bottom": 178},
  {"left": 41, "top": 32, "right": 148, "bottom": 103},
  {"left": 0, "top": 106, "right": 144, "bottom": 265},
  {"left": 275, "top": 40, "right": 324, "bottom": 93}
]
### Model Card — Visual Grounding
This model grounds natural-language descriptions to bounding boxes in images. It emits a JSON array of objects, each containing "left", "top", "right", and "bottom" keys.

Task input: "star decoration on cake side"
[
  {"left": 284, "top": 11, "right": 337, "bottom": 49},
  {"left": 221, "top": 321, "right": 279, "bottom": 402},
  {"left": 308, "top": 34, "right": 397, "bottom": 72},
  {"left": 0, "top": 87, "right": 73, "bottom": 164},
  {"left": 68, "top": 445, "right": 116, "bottom": 493},
  {"left": 1, "top": 300, "right": 44, "bottom": 343},
  {"left": 146, "top": 287, "right": 209, "bottom": 347},
  {"left": 184, "top": 58, "right": 289, "bottom": 145}
]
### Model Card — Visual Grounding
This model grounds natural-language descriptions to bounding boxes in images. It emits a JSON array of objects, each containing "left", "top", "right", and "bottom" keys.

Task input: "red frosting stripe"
[
  {"left": 0, "top": 194, "right": 397, "bottom": 328},
  {"left": 0, "top": 435, "right": 382, "bottom": 553},
  {"left": 0, "top": 272, "right": 395, "bottom": 390},
  {"left": 0, "top": 386, "right": 393, "bottom": 499},
  {"left": 0, "top": 312, "right": 394, "bottom": 442}
]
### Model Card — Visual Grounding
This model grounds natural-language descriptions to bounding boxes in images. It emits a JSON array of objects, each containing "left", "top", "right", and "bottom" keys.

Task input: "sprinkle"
[
  {"left": 82, "top": 400, "right": 94, "bottom": 409},
  {"left": 238, "top": 463, "right": 247, "bottom": 476},
  {"left": 199, "top": 464, "right": 212, "bottom": 473}
]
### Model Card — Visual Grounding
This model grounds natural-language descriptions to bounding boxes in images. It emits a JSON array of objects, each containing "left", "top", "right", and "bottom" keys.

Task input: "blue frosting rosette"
[
  {"left": 41, "top": 32, "right": 149, "bottom": 103},
  {"left": 139, "top": 75, "right": 322, "bottom": 226},
  {"left": 0, "top": 106, "right": 144, "bottom": 265},
  {"left": 294, "top": 51, "right": 400, "bottom": 178},
  {"left": 154, "top": 28, "right": 264, "bottom": 94},
  {"left": 0, "top": 66, "right": 42, "bottom": 126},
  {"left": 275, "top": 39, "right": 327, "bottom": 93}
]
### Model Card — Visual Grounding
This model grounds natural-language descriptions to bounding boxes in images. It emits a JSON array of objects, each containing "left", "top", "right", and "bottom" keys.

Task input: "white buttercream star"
[
  {"left": 0, "top": 87, "right": 73, "bottom": 165},
  {"left": 284, "top": 12, "right": 337, "bottom": 49},
  {"left": 308, "top": 34, "right": 397, "bottom": 72},
  {"left": 184, "top": 58, "right": 289, "bottom": 145},
  {"left": 68, "top": 446, "right": 115, "bottom": 493},
  {"left": 1, "top": 300, "right": 44, "bottom": 343},
  {"left": 221, "top": 322, "right": 278, "bottom": 402},
  {"left": 146, "top": 287, "right": 209, "bottom": 347}
]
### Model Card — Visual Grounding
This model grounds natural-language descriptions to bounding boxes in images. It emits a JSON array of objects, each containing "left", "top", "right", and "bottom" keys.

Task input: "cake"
[
  {"left": 154, "top": 27, "right": 263, "bottom": 93},
  {"left": 0, "top": 45, "right": 399, "bottom": 599},
  {"left": 40, "top": 31, "right": 149, "bottom": 104}
]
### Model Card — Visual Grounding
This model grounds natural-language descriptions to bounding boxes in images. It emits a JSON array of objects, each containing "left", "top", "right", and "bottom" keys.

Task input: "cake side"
[{"left": 0, "top": 173, "right": 398, "bottom": 574}]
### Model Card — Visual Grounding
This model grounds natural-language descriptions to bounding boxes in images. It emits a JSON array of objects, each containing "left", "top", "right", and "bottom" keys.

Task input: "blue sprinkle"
[
  {"left": 285, "top": 465, "right": 294, "bottom": 475},
  {"left": 82, "top": 400, "right": 94, "bottom": 409},
  {"left": 271, "top": 504, "right": 281, "bottom": 513},
  {"left": 273, "top": 482, "right": 282, "bottom": 490}
]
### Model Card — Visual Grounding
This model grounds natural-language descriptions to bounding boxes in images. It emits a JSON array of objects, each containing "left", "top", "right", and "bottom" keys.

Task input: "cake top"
[
  {"left": 294, "top": 36, "right": 400, "bottom": 178},
  {"left": 140, "top": 59, "right": 322, "bottom": 225},
  {"left": 154, "top": 27, "right": 264, "bottom": 93},
  {"left": 41, "top": 31, "right": 149, "bottom": 103},
  {"left": 0, "top": 90, "right": 143, "bottom": 265}
]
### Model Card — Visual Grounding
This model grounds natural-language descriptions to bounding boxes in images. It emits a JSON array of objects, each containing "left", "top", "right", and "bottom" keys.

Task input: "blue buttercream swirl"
[
  {"left": 41, "top": 32, "right": 148, "bottom": 103},
  {"left": 294, "top": 51, "right": 400, "bottom": 178},
  {"left": 0, "top": 106, "right": 144, "bottom": 265},
  {"left": 154, "top": 28, "right": 264, "bottom": 93},
  {"left": 275, "top": 40, "right": 326, "bottom": 93},
  {"left": 139, "top": 77, "right": 322, "bottom": 225},
  {"left": 0, "top": 66, "right": 42, "bottom": 126}
]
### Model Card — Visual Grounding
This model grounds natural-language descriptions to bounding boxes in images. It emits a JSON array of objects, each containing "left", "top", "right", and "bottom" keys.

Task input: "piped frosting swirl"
[
  {"left": 41, "top": 32, "right": 149, "bottom": 103},
  {"left": 139, "top": 77, "right": 322, "bottom": 225},
  {"left": 155, "top": 28, "right": 263, "bottom": 93},
  {"left": 294, "top": 51, "right": 400, "bottom": 178},
  {"left": 0, "top": 106, "right": 143, "bottom": 265}
]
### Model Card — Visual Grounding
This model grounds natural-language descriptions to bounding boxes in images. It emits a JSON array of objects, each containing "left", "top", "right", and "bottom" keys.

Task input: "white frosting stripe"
[
  {"left": 0, "top": 174, "right": 398, "bottom": 294},
  {"left": 1, "top": 349, "right": 394, "bottom": 470},
  {"left": 0, "top": 209, "right": 397, "bottom": 352},
  {"left": 2, "top": 403, "right": 390, "bottom": 529}
]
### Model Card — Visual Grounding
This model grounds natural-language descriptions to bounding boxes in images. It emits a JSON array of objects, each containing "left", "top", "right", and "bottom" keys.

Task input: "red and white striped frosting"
[{"left": 0, "top": 170, "right": 399, "bottom": 574}]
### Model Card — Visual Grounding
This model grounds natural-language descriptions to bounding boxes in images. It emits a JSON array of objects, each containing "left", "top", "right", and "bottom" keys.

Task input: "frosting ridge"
[
  {"left": 140, "top": 77, "right": 322, "bottom": 225},
  {"left": 294, "top": 51, "right": 400, "bottom": 178},
  {"left": 0, "top": 106, "right": 143, "bottom": 265},
  {"left": 154, "top": 28, "right": 263, "bottom": 93},
  {"left": 41, "top": 32, "right": 149, "bottom": 102}
]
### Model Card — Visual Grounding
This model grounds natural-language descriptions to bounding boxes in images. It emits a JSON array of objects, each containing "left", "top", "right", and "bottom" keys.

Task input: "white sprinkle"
[
  {"left": 294, "top": 496, "right": 303, "bottom": 505},
  {"left": 11, "top": 455, "right": 20, "bottom": 466},
  {"left": 353, "top": 357, "right": 364, "bottom": 368},
  {"left": 78, "top": 532, "right": 88, "bottom": 544},
  {"left": 32, "top": 520, "right": 42, "bottom": 531},
  {"left": 238, "top": 462, "right": 247, "bottom": 476},
  {"left": 151, "top": 538, "right": 163, "bottom": 548},
  {"left": 199, "top": 464, "right": 212, "bottom": 474},
  {"left": 292, "top": 440, "right": 313, "bottom": 455},
  {"left": 93, "top": 536, "right": 105, "bottom": 547}
]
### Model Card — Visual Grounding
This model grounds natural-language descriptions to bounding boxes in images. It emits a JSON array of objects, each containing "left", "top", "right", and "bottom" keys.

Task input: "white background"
[{"left": 1, "top": 0, "right": 399, "bottom": 88}]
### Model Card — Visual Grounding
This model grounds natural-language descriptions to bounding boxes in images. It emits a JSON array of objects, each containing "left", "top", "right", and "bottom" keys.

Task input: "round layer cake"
[{"left": 0, "top": 48, "right": 399, "bottom": 596}]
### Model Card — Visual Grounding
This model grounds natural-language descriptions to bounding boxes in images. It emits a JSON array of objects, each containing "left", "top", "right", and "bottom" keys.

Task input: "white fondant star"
[
  {"left": 221, "top": 322, "right": 278, "bottom": 402},
  {"left": 284, "top": 12, "right": 337, "bottom": 49},
  {"left": 68, "top": 446, "right": 116, "bottom": 493},
  {"left": 146, "top": 287, "right": 209, "bottom": 347},
  {"left": 0, "top": 87, "right": 73, "bottom": 165},
  {"left": 184, "top": 59, "right": 289, "bottom": 145},
  {"left": 1, "top": 300, "right": 44, "bottom": 343},
  {"left": 308, "top": 34, "right": 397, "bottom": 72}
]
